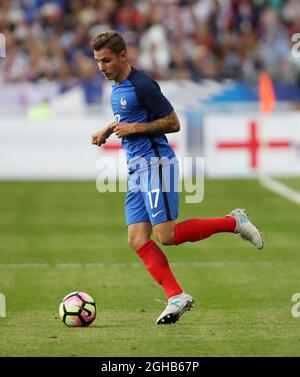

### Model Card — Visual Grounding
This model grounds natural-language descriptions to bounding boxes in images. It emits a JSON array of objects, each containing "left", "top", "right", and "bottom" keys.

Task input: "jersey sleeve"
[{"left": 137, "top": 78, "right": 174, "bottom": 119}]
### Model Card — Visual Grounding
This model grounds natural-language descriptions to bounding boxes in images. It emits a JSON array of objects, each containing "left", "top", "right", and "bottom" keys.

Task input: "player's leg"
[
  {"left": 127, "top": 221, "right": 152, "bottom": 251},
  {"left": 129, "top": 222, "right": 194, "bottom": 325},
  {"left": 148, "top": 160, "right": 238, "bottom": 246},
  {"left": 154, "top": 216, "right": 236, "bottom": 245},
  {"left": 153, "top": 220, "right": 176, "bottom": 245},
  {"left": 149, "top": 160, "right": 263, "bottom": 250},
  {"left": 126, "top": 188, "right": 183, "bottom": 302},
  {"left": 140, "top": 160, "right": 194, "bottom": 324},
  {"left": 130, "top": 222, "right": 183, "bottom": 299},
  {"left": 153, "top": 210, "right": 263, "bottom": 250},
  {"left": 172, "top": 212, "right": 263, "bottom": 249},
  {"left": 139, "top": 222, "right": 195, "bottom": 325}
]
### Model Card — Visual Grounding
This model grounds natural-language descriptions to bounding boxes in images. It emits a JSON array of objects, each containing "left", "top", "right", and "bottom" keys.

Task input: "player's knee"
[
  {"left": 128, "top": 235, "right": 148, "bottom": 251},
  {"left": 155, "top": 230, "right": 175, "bottom": 246},
  {"left": 127, "top": 236, "right": 138, "bottom": 251}
]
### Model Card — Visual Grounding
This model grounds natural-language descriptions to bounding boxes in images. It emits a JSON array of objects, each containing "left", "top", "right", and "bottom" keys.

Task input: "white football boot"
[
  {"left": 228, "top": 208, "right": 264, "bottom": 250},
  {"left": 156, "top": 292, "right": 194, "bottom": 325}
]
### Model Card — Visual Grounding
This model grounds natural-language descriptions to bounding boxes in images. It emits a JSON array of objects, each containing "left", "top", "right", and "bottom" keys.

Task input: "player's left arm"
[{"left": 114, "top": 111, "right": 180, "bottom": 138}]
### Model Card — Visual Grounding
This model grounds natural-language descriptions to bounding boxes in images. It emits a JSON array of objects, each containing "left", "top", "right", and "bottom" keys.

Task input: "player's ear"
[{"left": 119, "top": 50, "right": 127, "bottom": 63}]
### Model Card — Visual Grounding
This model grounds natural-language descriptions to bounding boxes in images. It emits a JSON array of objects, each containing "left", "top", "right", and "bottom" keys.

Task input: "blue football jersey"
[{"left": 111, "top": 67, "right": 176, "bottom": 171}]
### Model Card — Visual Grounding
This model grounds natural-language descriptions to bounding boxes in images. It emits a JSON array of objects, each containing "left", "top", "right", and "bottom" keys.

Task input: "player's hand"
[
  {"left": 91, "top": 123, "right": 116, "bottom": 146},
  {"left": 91, "top": 129, "right": 108, "bottom": 146},
  {"left": 114, "top": 122, "right": 137, "bottom": 138}
]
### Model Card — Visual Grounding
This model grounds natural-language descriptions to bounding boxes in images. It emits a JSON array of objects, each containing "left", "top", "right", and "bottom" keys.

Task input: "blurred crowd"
[{"left": 1, "top": 0, "right": 300, "bottom": 100}]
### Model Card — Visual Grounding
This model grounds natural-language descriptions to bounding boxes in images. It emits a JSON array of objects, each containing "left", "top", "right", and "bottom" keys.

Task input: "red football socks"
[
  {"left": 174, "top": 217, "right": 236, "bottom": 245},
  {"left": 136, "top": 240, "right": 183, "bottom": 299},
  {"left": 135, "top": 218, "right": 236, "bottom": 297}
]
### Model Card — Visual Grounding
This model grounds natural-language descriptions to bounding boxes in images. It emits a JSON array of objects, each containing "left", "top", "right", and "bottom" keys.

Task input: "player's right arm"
[
  {"left": 91, "top": 122, "right": 116, "bottom": 146},
  {"left": 114, "top": 111, "right": 180, "bottom": 138},
  {"left": 114, "top": 75, "right": 179, "bottom": 138}
]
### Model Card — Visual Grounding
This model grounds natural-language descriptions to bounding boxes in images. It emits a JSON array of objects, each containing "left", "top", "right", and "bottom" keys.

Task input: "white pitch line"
[
  {"left": 0, "top": 263, "right": 50, "bottom": 269},
  {"left": 259, "top": 175, "right": 300, "bottom": 205},
  {"left": 0, "top": 261, "right": 294, "bottom": 269}
]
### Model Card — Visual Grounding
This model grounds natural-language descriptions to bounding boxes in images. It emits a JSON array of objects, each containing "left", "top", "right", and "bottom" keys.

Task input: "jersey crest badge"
[{"left": 120, "top": 97, "right": 127, "bottom": 109}]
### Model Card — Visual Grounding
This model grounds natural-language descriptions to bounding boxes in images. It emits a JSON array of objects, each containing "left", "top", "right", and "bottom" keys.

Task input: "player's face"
[{"left": 94, "top": 48, "right": 127, "bottom": 81}]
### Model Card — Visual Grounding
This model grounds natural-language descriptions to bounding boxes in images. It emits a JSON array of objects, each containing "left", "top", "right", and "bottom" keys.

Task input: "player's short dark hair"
[{"left": 90, "top": 32, "right": 127, "bottom": 55}]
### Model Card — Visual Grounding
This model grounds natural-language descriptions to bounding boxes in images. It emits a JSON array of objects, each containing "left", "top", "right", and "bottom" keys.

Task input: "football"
[{"left": 59, "top": 291, "right": 96, "bottom": 327}]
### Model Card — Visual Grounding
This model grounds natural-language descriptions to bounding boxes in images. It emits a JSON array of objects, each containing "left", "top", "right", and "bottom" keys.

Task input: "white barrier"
[
  {"left": 204, "top": 113, "right": 300, "bottom": 177},
  {"left": 2, "top": 111, "right": 299, "bottom": 180},
  {"left": 0, "top": 112, "right": 187, "bottom": 180}
]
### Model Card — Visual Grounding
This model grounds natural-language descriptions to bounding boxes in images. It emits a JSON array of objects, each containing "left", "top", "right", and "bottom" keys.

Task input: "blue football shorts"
[{"left": 125, "top": 159, "right": 179, "bottom": 226}]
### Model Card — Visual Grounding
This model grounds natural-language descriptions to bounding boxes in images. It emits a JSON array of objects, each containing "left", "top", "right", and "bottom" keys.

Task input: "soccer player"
[{"left": 91, "top": 32, "right": 264, "bottom": 325}]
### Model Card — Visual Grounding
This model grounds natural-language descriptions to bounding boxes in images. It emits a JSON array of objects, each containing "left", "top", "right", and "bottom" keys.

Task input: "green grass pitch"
[{"left": 0, "top": 179, "right": 300, "bottom": 356}]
